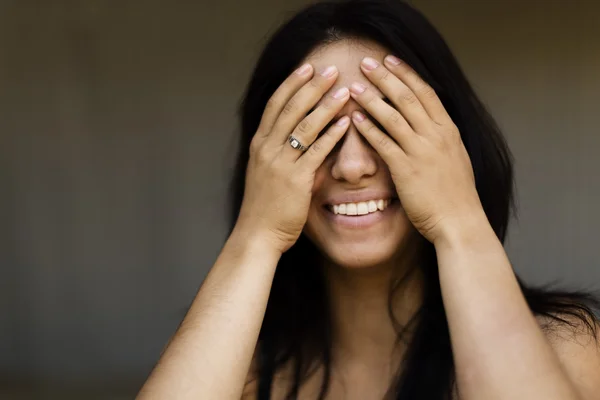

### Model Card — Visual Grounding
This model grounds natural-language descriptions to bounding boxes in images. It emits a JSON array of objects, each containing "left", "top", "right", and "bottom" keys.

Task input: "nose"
[{"left": 330, "top": 121, "right": 379, "bottom": 184}]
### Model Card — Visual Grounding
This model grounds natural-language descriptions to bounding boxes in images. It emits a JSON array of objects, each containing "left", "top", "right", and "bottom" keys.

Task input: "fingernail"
[
  {"left": 352, "top": 111, "right": 365, "bottom": 122},
  {"left": 320, "top": 65, "right": 337, "bottom": 77},
  {"left": 336, "top": 116, "right": 350, "bottom": 126},
  {"left": 295, "top": 63, "right": 311, "bottom": 75},
  {"left": 385, "top": 55, "right": 402, "bottom": 65},
  {"left": 350, "top": 82, "right": 366, "bottom": 95},
  {"left": 361, "top": 57, "right": 379, "bottom": 70},
  {"left": 333, "top": 87, "right": 349, "bottom": 99}
]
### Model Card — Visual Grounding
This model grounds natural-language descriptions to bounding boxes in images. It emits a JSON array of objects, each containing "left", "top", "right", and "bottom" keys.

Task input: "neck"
[{"left": 323, "top": 247, "right": 424, "bottom": 373}]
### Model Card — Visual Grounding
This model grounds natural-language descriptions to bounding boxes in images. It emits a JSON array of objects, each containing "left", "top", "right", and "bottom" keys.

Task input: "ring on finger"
[{"left": 288, "top": 134, "right": 309, "bottom": 152}]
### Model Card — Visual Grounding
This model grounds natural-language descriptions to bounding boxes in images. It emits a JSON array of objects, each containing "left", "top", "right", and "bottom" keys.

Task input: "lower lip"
[{"left": 323, "top": 200, "right": 400, "bottom": 229}]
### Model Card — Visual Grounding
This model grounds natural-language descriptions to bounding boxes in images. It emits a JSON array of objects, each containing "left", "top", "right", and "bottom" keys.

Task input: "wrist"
[
  {"left": 229, "top": 223, "right": 285, "bottom": 259},
  {"left": 433, "top": 208, "right": 496, "bottom": 250}
]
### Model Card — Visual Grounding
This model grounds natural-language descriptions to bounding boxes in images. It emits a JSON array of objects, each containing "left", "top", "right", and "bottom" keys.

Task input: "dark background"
[{"left": 1, "top": 0, "right": 599, "bottom": 398}]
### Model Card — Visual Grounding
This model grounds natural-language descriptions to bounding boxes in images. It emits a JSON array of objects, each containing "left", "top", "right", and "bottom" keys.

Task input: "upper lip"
[{"left": 323, "top": 189, "right": 397, "bottom": 206}]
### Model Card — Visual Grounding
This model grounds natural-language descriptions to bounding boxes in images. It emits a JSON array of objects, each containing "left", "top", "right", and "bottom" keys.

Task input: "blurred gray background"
[{"left": 1, "top": 0, "right": 599, "bottom": 398}]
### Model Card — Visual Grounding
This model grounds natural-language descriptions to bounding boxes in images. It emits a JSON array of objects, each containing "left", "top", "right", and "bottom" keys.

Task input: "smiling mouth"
[{"left": 324, "top": 197, "right": 399, "bottom": 216}]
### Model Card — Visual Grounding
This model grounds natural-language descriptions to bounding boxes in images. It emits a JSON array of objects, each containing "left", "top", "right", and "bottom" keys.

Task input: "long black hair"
[{"left": 229, "top": 1, "right": 599, "bottom": 398}]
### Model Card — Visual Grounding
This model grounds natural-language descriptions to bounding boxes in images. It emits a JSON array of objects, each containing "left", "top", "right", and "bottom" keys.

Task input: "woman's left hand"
[{"left": 349, "top": 55, "right": 486, "bottom": 244}]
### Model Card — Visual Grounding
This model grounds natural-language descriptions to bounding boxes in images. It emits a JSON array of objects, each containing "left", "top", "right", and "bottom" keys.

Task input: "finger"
[
  {"left": 359, "top": 57, "right": 430, "bottom": 132},
  {"left": 266, "top": 65, "right": 339, "bottom": 148},
  {"left": 298, "top": 115, "right": 350, "bottom": 169},
  {"left": 383, "top": 55, "right": 451, "bottom": 126},
  {"left": 281, "top": 86, "right": 350, "bottom": 161},
  {"left": 351, "top": 111, "right": 408, "bottom": 167},
  {"left": 255, "top": 63, "right": 314, "bottom": 140},
  {"left": 349, "top": 82, "right": 417, "bottom": 153}
]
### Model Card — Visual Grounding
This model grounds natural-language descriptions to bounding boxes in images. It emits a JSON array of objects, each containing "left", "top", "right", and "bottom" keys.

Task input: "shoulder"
[{"left": 536, "top": 313, "right": 600, "bottom": 400}]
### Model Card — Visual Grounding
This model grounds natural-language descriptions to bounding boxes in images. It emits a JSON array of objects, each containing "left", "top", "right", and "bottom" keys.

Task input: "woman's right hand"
[{"left": 235, "top": 63, "right": 351, "bottom": 254}]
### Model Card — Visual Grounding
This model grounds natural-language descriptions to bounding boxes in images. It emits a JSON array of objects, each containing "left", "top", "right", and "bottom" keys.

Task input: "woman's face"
[{"left": 302, "top": 39, "right": 415, "bottom": 269}]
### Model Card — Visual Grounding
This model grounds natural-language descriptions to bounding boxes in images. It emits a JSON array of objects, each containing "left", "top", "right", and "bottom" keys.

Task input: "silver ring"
[{"left": 288, "top": 135, "right": 309, "bottom": 152}]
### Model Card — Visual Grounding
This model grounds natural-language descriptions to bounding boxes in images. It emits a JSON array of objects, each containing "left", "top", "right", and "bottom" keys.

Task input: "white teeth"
[
  {"left": 330, "top": 198, "right": 393, "bottom": 216},
  {"left": 357, "top": 202, "right": 368, "bottom": 215},
  {"left": 368, "top": 200, "right": 377, "bottom": 212},
  {"left": 346, "top": 203, "right": 358, "bottom": 215}
]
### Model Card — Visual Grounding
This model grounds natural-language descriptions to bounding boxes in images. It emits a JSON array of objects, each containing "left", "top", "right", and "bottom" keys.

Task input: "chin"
[
  {"left": 303, "top": 208, "right": 414, "bottom": 270},
  {"left": 319, "top": 242, "right": 401, "bottom": 269}
]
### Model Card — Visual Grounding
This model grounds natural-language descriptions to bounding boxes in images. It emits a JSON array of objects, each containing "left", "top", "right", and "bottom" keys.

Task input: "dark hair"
[{"left": 229, "top": 0, "right": 599, "bottom": 398}]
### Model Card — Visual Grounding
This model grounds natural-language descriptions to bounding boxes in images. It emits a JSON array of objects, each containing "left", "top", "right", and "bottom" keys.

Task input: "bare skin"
[{"left": 138, "top": 39, "right": 600, "bottom": 400}]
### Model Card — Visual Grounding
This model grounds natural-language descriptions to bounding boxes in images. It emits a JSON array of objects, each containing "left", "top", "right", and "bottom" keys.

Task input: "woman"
[{"left": 138, "top": 1, "right": 600, "bottom": 399}]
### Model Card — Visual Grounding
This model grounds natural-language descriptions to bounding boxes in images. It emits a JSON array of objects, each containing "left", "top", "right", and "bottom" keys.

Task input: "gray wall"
[{"left": 1, "top": 0, "right": 598, "bottom": 398}]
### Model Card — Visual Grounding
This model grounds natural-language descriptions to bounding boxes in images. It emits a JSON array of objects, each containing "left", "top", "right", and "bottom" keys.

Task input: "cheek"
[
  {"left": 305, "top": 165, "right": 328, "bottom": 235},
  {"left": 311, "top": 163, "right": 329, "bottom": 194},
  {"left": 378, "top": 161, "right": 395, "bottom": 185}
]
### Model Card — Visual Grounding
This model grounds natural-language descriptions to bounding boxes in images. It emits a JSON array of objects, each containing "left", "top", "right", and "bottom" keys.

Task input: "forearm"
[
  {"left": 434, "top": 212, "right": 580, "bottom": 400},
  {"left": 138, "top": 226, "right": 282, "bottom": 400}
]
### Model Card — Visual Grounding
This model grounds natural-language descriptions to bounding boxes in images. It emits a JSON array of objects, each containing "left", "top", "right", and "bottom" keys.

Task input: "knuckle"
[
  {"left": 401, "top": 92, "right": 418, "bottom": 105},
  {"left": 364, "top": 92, "right": 378, "bottom": 107},
  {"left": 419, "top": 85, "right": 436, "bottom": 99},
  {"left": 449, "top": 126, "right": 462, "bottom": 141},
  {"left": 366, "top": 123, "right": 380, "bottom": 136},
  {"left": 377, "top": 135, "right": 392, "bottom": 151},
  {"left": 249, "top": 136, "right": 261, "bottom": 154},
  {"left": 256, "top": 147, "right": 272, "bottom": 164},
  {"left": 408, "top": 71, "right": 423, "bottom": 84},
  {"left": 320, "top": 127, "right": 333, "bottom": 140},
  {"left": 379, "top": 70, "right": 391, "bottom": 83},
  {"left": 282, "top": 98, "right": 297, "bottom": 115},
  {"left": 265, "top": 96, "right": 278, "bottom": 111},
  {"left": 388, "top": 109, "right": 402, "bottom": 124},
  {"left": 297, "top": 118, "right": 313, "bottom": 134},
  {"left": 319, "top": 98, "right": 333, "bottom": 110},
  {"left": 309, "top": 141, "right": 322, "bottom": 156}
]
